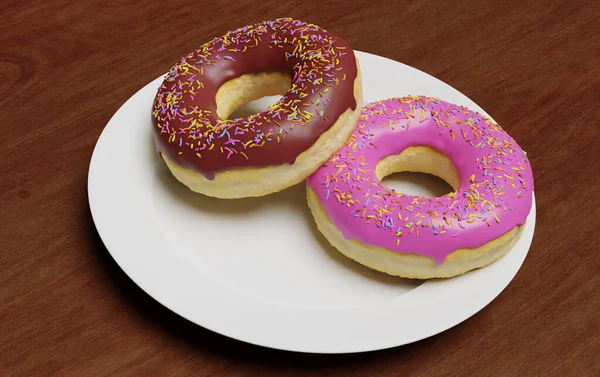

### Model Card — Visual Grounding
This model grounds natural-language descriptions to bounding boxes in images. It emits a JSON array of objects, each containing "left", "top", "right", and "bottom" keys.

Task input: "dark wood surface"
[{"left": 2, "top": 0, "right": 599, "bottom": 375}]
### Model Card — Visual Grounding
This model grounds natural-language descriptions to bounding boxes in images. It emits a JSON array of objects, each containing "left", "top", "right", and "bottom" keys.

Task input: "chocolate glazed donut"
[{"left": 151, "top": 18, "right": 362, "bottom": 198}]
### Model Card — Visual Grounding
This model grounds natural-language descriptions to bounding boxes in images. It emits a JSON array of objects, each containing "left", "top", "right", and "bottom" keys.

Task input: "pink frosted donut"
[{"left": 306, "top": 96, "right": 534, "bottom": 278}]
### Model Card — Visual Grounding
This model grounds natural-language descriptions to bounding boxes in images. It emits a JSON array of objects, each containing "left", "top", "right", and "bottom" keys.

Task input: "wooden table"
[{"left": 2, "top": 0, "right": 598, "bottom": 375}]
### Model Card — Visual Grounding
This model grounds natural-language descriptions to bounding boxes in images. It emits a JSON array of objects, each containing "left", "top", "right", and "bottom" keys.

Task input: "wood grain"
[{"left": 1, "top": 0, "right": 599, "bottom": 376}]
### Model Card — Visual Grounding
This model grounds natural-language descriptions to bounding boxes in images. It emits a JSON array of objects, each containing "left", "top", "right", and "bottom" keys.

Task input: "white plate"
[{"left": 88, "top": 51, "right": 536, "bottom": 354}]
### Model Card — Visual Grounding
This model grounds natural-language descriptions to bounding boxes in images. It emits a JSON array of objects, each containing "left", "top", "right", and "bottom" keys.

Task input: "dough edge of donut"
[
  {"left": 161, "top": 59, "right": 363, "bottom": 199},
  {"left": 306, "top": 187, "right": 525, "bottom": 279}
]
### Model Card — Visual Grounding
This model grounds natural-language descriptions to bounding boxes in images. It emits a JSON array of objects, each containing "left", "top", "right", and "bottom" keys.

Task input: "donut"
[
  {"left": 307, "top": 96, "right": 534, "bottom": 279},
  {"left": 151, "top": 18, "right": 362, "bottom": 198}
]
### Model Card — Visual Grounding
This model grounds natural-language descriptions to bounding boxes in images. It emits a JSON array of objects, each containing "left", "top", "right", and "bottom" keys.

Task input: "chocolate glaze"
[{"left": 151, "top": 18, "right": 358, "bottom": 179}]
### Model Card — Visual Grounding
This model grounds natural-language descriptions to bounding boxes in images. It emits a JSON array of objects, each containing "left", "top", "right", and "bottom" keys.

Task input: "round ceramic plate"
[{"left": 88, "top": 51, "right": 536, "bottom": 354}]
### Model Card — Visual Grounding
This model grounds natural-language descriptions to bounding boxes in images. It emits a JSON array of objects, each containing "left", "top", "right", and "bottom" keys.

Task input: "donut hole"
[
  {"left": 227, "top": 95, "right": 283, "bottom": 120},
  {"left": 376, "top": 146, "right": 458, "bottom": 197},
  {"left": 216, "top": 72, "right": 292, "bottom": 120}
]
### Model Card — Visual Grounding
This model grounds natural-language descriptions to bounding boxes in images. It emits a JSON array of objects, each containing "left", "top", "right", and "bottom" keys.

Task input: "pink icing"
[{"left": 307, "top": 96, "right": 534, "bottom": 265}]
